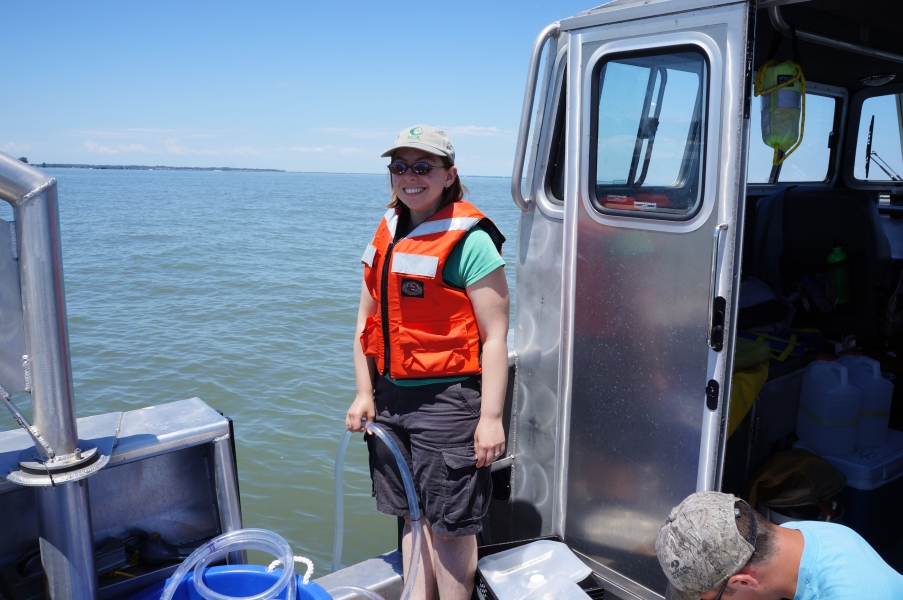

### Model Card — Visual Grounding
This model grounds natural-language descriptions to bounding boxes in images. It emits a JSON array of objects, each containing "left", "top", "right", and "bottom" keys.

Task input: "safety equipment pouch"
[{"left": 756, "top": 60, "right": 805, "bottom": 165}]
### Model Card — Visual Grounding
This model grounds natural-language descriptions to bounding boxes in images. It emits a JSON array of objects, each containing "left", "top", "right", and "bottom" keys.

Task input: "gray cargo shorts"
[{"left": 366, "top": 375, "right": 491, "bottom": 537}]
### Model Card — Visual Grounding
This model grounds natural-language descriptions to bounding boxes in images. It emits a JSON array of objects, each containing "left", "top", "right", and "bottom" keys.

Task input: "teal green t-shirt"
[{"left": 388, "top": 227, "right": 505, "bottom": 387}]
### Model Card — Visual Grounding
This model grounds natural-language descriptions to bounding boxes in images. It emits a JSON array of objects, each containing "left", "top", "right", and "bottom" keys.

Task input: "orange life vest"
[{"left": 359, "top": 201, "right": 503, "bottom": 380}]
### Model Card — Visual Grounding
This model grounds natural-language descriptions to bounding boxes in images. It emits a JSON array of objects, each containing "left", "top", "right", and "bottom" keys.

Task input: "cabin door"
[{"left": 557, "top": 2, "right": 752, "bottom": 597}]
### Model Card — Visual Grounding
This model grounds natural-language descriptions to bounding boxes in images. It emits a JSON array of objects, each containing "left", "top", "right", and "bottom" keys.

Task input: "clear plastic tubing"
[
  {"left": 323, "top": 586, "right": 384, "bottom": 600},
  {"left": 331, "top": 421, "right": 422, "bottom": 600},
  {"left": 158, "top": 528, "right": 297, "bottom": 600}
]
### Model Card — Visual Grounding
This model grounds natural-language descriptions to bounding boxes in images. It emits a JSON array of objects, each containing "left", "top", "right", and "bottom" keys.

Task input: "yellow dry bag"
[{"left": 755, "top": 60, "right": 806, "bottom": 166}]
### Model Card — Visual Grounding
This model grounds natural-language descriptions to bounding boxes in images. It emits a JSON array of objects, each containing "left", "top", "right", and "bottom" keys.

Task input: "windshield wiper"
[
  {"left": 869, "top": 151, "right": 903, "bottom": 181},
  {"left": 864, "top": 114, "right": 902, "bottom": 181},
  {"left": 865, "top": 115, "right": 874, "bottom": 179}
]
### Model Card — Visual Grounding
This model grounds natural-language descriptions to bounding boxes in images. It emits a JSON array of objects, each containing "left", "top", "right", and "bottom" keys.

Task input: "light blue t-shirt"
[{"left": 781, "top": 521, "right": 903, "bottom": 599}]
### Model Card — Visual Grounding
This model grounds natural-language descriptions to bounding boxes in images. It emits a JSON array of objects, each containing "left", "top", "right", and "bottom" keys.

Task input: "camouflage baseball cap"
[
  {"left": 381, "top": 125, "right": 455, "bottom": 164},
  {"left": 655, "top": 492, "right": 756, "bottom": 600}
]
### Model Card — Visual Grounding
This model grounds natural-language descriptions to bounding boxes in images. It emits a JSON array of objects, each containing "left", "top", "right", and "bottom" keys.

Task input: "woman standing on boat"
[{"left": 346, "top": 125, "right": 509, "bottom": 600}]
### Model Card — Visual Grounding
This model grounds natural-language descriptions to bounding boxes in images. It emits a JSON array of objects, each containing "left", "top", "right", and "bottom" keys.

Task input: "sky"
[{"left": 0, "top": 1, "right": 597, "bottom": 176}]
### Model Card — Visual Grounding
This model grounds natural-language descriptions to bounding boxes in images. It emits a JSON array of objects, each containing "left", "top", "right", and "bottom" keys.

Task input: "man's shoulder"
[
  {"left": 781, "top": 520, "right": 852, "bottom": 535},
  {"left": 783, "top": 521, "right": 873, "bottom": 557},
  {"left": 782, "top": 520, "right": 873, "bottom": 546},
  {"left": 783, "top": 521, "right": 903, "bottom": 598}
]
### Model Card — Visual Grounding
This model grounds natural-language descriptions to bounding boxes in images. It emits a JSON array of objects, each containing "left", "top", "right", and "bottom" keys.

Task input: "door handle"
[{"left": 707, "top": 223, "right": 728, "bottom": 351}]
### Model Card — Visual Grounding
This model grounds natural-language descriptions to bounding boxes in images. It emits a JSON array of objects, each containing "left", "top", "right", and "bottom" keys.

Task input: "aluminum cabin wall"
[
  {"left": 506, "top": 36, "right": 569, "bottom": 540},
  {"left": 0, "top": 151, "right": 98, "bottom": 599},
  {"left": 509, "top": 207, "right": 564, "bottom": 539}
]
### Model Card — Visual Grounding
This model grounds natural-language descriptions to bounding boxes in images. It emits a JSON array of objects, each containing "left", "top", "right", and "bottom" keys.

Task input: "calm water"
[{"left": 0, "top": 169, "right": 520, "bottom": 572}]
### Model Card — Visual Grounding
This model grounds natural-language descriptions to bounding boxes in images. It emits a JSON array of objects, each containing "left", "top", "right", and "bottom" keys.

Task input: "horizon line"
[{"left": 35, "top": 163, "right": 513, "bottom": 179}]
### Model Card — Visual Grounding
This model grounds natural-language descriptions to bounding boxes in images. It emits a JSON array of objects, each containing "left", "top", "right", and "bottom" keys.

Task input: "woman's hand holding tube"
[{"left": 346, "top": 393, "right": 375, "bottom": 432}]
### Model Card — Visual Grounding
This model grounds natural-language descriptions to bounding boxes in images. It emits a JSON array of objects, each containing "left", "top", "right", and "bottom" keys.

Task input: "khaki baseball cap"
[
  {"left": 655, "top": 492, "right": 757, "bottom": 600},
  {"left": 381, "top": 125, "right": 455, "bottom": 164}
]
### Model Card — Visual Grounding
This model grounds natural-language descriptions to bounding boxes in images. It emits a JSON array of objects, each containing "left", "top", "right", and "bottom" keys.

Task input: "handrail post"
[
  {"left": 0, "top": 151, "right": 98, "bottom": 600},
  {"left": 511, "top": 22, "right": 560, "bottom": 212}
]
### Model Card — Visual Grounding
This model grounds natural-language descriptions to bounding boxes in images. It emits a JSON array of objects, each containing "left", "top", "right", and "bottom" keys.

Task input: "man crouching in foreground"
[{"left": 655, "top": 491, "right": 903, "bottom": 599}]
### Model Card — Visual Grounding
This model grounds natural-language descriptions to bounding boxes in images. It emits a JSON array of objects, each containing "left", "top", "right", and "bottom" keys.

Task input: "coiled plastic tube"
[
  {"left": 159, "top": 529, "right": 296, "bottom": 600},
  {"left": 331, "top": 421, "right": 422, "bottom": 600}
]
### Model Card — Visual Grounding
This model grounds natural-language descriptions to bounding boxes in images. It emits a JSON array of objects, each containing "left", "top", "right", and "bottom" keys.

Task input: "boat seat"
[{"left": 753, "top": 185, "right": 894, "bottom": 338}]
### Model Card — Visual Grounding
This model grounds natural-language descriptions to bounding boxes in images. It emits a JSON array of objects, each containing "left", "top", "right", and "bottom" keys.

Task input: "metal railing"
[
  {"left": 769, "top": 6, "right": 903, "bottom": 65},
  {"left": 511, "top": 22, "right": 560, "bottom": 212},
  {"left": 0, "top": 151, "right": 98, "bottom": 599}
]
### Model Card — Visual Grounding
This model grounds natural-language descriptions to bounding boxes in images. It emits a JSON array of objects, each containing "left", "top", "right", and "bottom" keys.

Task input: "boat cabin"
[{"left": 481, "top": 0, "right": 903, "bottom": 598}]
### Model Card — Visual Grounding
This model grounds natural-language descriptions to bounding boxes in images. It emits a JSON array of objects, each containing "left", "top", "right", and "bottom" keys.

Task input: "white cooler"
[{"left": 794, "top": 428, "right": 903, "bottom": 549}]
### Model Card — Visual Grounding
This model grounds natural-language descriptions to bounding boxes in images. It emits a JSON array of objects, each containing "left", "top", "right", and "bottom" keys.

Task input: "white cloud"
[
  {"left": 440, "top": 125, "right": 513, "bottom": 137},
  {"left": 312, "top": 127, "right": 393, "bottom": 140},
  {"left": 164, "top": 139, "right": 259, "bottom": 156},
  {"left": 287, "top": 146, "right": 327, "bottom": 154},
  {"left": 83, "top": 140, "right": 158, "bottom": 154},
  {"left": 77, "top": 128, "right": 177, "bottom": 138},
  {"left": 83, "top": 140, "right": 117, "bottom": 154},
  {"left": 2, "top": 141, "right": 32, "bottom": 153},
  {"left": 282, "top": 145, "right": 366, "bottom": 155},
  {"left": 81, "top": 135, "right": 259, "bottom": 157},
  {"left": 310, "top": 125, "right": 512, "bottom": 140},
  {"left": 75, "top": 128, "right": 219, "bottom": 141}
]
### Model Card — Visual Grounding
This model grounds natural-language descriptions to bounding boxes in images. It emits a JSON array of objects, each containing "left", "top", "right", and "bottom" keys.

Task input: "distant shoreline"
[
  {"left": 34, "top": 164, "right": 510, "bottom": 179},
  {"left": 39, "top": 163, "right": 285, "bottom": 172}
]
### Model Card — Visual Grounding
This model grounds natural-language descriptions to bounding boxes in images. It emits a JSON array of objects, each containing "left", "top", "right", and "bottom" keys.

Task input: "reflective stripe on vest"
[
  {"left": 391, "top": 253, "right": 439, "bottom": 277},
  {"left": 359, "top": 201, "right": 501, "bottom": 380},
  {"left": 361, "top": 244, "right": 377, "bottom": 268},
  {"left": 384, "top": 208, "right": 398, "bottom": 238},
  {"left": 407, "top": 216, "right": 481, "bottom": 239}
]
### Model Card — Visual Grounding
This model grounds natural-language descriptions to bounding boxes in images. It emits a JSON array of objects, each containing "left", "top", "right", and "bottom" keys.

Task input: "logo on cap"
[{"left": 410, "top": 127, "right": 423, "bottom": 135}]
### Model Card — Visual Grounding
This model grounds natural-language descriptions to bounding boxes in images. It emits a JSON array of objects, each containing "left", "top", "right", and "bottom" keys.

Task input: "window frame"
[
  {"left": 544, "top": 65, "right": 568, "bottom": 206},
  {"left": 843, "top": 82, "right": 903, "bottom": 192},
  {"left": 745, "top": 80, "right": 847, "bottom": 194},
  {"left": 578, "top": 32, "right": 723, "bottom": 234},
  {"left": 531, "top": 43, "right": 569, "bottom": 218},
  {"left": 588, "top": 44, "right": 710, "bottom": 222}
]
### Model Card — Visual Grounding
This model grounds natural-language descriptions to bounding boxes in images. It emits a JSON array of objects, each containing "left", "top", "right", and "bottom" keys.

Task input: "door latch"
[
  {"left": 709, "top": 296, "right": 726, "bottom": 352},
  {"left": 705, "top": 379, "right": 720, "bottom": 411},
  {"left": 706, "top": 223, "right": 728, "bottom": 351}
]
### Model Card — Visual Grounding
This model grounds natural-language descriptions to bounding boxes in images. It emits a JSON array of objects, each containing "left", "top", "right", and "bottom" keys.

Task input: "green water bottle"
[{"left": 827, "top": 244, "right": 851, "bottom": 305}]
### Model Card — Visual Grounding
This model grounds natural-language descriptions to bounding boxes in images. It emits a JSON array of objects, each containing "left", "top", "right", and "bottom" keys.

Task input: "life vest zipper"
[{"left": 380, "top": 241, "right": 395, "bottom": 376}]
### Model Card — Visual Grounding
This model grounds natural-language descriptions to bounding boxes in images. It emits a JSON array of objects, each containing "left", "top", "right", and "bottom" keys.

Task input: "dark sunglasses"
[
  {"left": 711, "top": 501, "right": 758, "bottom": 600},
  {"left": 387, "top": 161, "right": 445, "bottom": 176}
]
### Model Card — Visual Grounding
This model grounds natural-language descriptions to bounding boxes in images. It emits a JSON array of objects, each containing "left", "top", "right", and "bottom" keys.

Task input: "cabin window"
[
  {"left": 853, "top": 93, "right": 903, "bottom": 182},
  {"left": 590, "top": 47, "right": 706, "bottom": 219},
  {"left": 546, "top": 68, "right": 567, "bottom": 203},
  {"left": 747, "top": 93, "right": 839, "bottom": 184}
]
